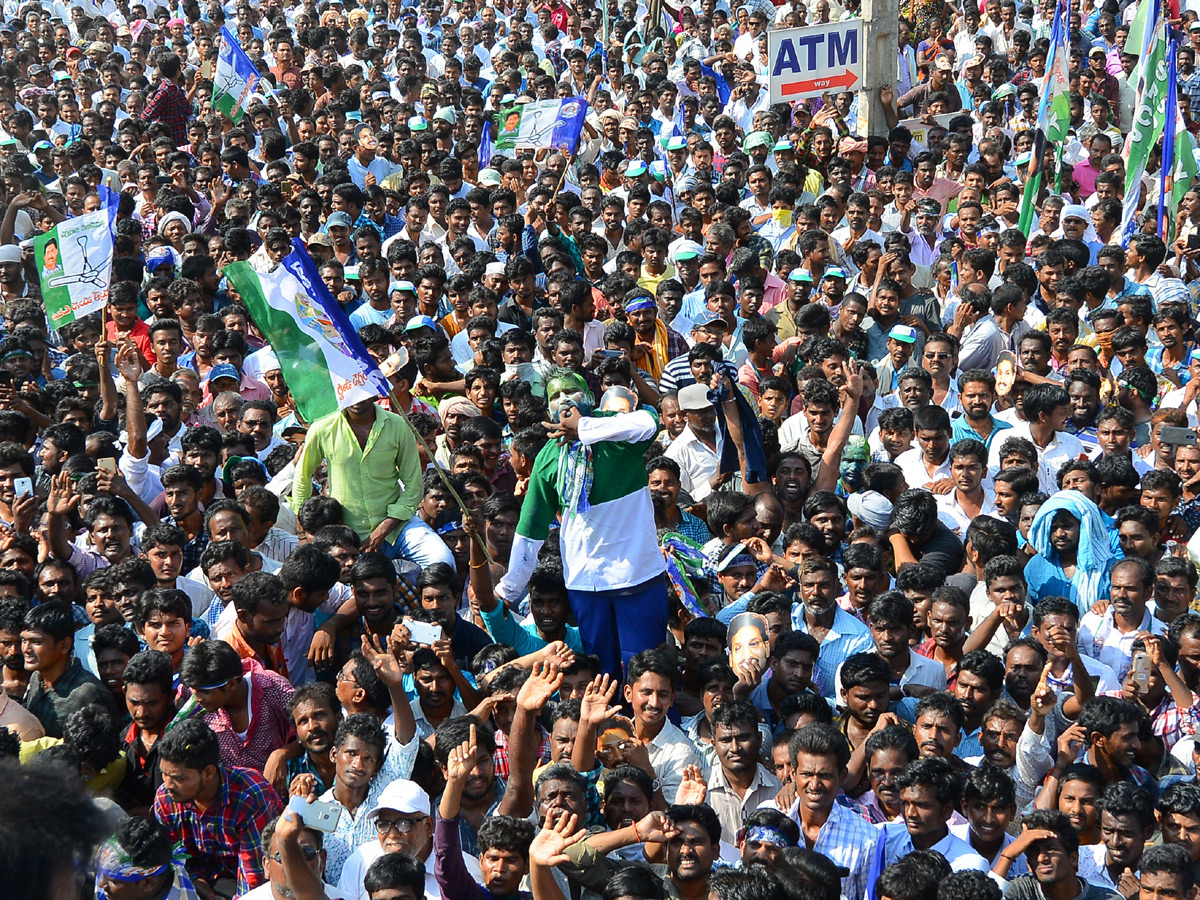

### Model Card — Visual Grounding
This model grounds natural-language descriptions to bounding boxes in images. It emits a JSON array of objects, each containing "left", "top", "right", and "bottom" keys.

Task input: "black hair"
[{"left": 157, "top": 718, "right": 221, "bottom": 771}]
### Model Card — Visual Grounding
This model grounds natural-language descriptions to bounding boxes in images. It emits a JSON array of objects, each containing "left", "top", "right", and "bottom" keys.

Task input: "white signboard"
[{"left": 768, "top": 21, "right": 864, "bottom": 104}]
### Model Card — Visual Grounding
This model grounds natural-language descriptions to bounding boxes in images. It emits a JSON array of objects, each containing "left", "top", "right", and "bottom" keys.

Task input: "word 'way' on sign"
[{"left": 768, "top": 21, "right": 864, "bottom": 104}]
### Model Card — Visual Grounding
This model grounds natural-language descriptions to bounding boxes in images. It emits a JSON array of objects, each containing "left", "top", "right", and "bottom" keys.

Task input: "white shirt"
[
  {"left": 986, "top": 420, "right": 1086, "bottom": 493},
  {"left": 645, "top": 718, "right": 703, "bottom": 808},
  {"left": 665, "top": 426, "right": 720, "bottom": 502},
  {"left": 1078, "top": 607, "right": 1166, "bottom": 682},
  {"left": 937, "top": 485, "right": 996, "bottom": 539},
  {"left": 239, "top": 883, "right": 352, "bottom": 900},
  {"left": 895, "top": 447, "right": 952, "bottom": 491},
  {"left": 337, "top": 840, "right": 481, "bottom": 899}
]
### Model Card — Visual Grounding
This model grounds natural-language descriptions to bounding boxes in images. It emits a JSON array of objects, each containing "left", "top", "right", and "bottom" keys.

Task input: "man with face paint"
[{"left": 496, "top": 370, "right": 667, "bottom": 676}]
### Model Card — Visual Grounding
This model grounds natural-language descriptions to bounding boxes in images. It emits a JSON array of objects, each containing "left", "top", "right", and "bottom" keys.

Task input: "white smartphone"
[
  {"left": 13, "top": 477, "right": 32, "bottom": 498},
  {"left": 406, "top": 619, "right": 444, "bottom": 646},
  {"left": 287, "top": 795, "right": 342, "bottom": 832}
]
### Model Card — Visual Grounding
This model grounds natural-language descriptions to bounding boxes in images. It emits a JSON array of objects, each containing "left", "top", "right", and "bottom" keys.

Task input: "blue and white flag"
[
  {"left": 212, "top": 26, "right": 260, "bottom": 124},
  {"left": 493, "top": 97, "right": 590, "bottom": 156}
]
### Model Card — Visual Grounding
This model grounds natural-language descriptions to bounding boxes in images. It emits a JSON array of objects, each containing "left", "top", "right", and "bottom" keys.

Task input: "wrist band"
[{"left": 632, "top": 819, "right": 643, "bottom": 842}]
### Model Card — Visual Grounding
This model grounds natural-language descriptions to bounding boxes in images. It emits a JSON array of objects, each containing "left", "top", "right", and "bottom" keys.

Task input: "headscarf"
[
  {"left": 437, "top": 396, "right": 482, "bottom": 422},
  {"left": 156, "top": 210, "right": 192, "bottom": 236},
  {"left": 94, "top": 835, "right": 195, "bottom": 900},
  {"left": 1028, "top": 490, "right": 1115, "bottom": 615}
]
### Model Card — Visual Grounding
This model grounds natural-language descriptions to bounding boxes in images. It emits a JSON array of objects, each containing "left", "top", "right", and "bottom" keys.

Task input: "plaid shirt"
[
  {"left": 152, "top": 765, "right": 283, "bottom": 894},
  {"left": 1100, "top": 689, "right": 1199, "bottom": 752},
  {"left": 493, "top": 722, "right": 551, "bottom": 780},
  {"left": 779, "top": 796, "right": 884, "bottom": 900},
  {"left": 200, "top": 659, "right": 295, "bottom": 771},
  {"left": 141, "top": 79, "right": 192, "bottom": 146},
  {"left": 354, "top": 210, "right": 404, "bottom": 242}
]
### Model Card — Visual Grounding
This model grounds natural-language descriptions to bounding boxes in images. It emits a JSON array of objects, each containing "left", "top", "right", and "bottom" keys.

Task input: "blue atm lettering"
[{"left": 772, "top": 28, "right": 858, "bottom": 77}]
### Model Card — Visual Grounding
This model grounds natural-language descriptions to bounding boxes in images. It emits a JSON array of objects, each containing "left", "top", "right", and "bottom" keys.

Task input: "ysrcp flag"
[
  {"left": 212, "top": 26, "right": 259, "bottom": 123},
  {"left": 223, "top": 242, "right": 389, "bottom": 422},
  {"left": 493, "top": 97, "right": 589, "bottom": 156},
  {"left": 38, "top": 207, "right": 115, "bottom": 332}
]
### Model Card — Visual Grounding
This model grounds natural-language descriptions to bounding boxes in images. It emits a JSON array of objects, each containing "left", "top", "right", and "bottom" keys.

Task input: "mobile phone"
[
  {"left": 1131, "top": 651, "right": 1152, "bottom": 691},
  {"left": 1189, "top": 233, "right": 1200, "bottom": 252},
  {"left": 13, "top": 477, "right": 32, "bottom": 498},
  {"left": 406, "top": 619, "right": 444, "bottom": 645},
  {"left": 97, "top": 458, "right": 117, "bottom": 473},
  {"left": 599, "top": 349, "right": 623, "bottom": 358},
  {"left": 0, "top": 371, "right": 11, "bottom": 387},
  {"left": 287, "top": 796, "right": 342, "bottom": 832},
  {"left": 1160, "top": 426, "right": 1198, "bottom": 446}
]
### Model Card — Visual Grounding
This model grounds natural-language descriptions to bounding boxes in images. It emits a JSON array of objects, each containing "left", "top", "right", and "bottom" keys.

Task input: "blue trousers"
[
  {"left": 382, "top": 516, "right": 455, "bottom": 567},
  {"left": 567, "top": 575, "right": 669, "bottom": 678}
]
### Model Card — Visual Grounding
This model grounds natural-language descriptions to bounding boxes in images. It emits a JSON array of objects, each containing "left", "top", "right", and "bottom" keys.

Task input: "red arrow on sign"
[{"left": 780, "top": 70, "right": 859, "bottom": 96}]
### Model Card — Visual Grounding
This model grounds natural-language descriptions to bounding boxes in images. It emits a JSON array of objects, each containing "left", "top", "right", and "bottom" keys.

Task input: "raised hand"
[
  {"left": 529, "top": 811, "right": 588, "bottom": 867},
  {"left": 633, "top": 811, "right": 678, "bottom": 844},
  {"left": 361, "top": 632, "right": 404, "bottom": 686},
  {"left": 46, "top": 471, "right": 80, "bottom": 518},
  {"left": 674, "top": 765, "right": 708, "bottom": 805},
  {"left": 1056, "top": 722, "right": 1086, "bottom": 765},
  {"left": 580, "top": 674, "right": 621, "bottom": 730},
  {"left": 517, "top": 659, "right": 563, "bottom": 712},
  {"left": 446, "top": 723, "right": 480, "bottom": 785}
]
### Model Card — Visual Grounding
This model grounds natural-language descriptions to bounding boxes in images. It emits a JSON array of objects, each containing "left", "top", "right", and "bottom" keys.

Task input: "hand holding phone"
[
  {"left": 13, "top": 477, "right": 32, "bottom": 499},
  {"left": 405, "top": 619, "right": 444, "bottom": 645},
  {"left": 286, "top": 795, "right": 342, "bottom": 832}
]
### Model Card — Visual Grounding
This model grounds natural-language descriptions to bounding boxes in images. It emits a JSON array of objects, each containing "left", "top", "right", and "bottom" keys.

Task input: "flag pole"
[{"left": 385, "top": 387, "right": 495, "bottom": 566}]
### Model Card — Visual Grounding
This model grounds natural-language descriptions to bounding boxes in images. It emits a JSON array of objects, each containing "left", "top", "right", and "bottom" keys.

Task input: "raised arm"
[{"left": 498, "top": 660, "right": 562, "bottom": 818}]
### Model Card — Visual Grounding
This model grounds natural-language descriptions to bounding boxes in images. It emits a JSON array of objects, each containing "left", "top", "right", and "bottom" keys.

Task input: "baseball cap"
[
  {"left": 692, "top": 310, "right": 729, "bottom": 330},
  {"left": 404, "top": 315, "right": 439, "bottom": 332},
  {"left": 478, "top": 168, "right": 503, "bottom": 187},
  {"left": 408, "top": 115, "right": 429, "bottom": 131},
  {"left": 664, "top": 135, "right": 688, "bottom": 151},
  {"left": 145, "top": 245, "right": 180, "bottom": 272},
  {"left": 743, "top": 131, "right": 774, "bottom": 152},
  {"left": 677, "top": 383, "right": 714, "bottom": 411},
  {"left": 788, "top": 268, "right": 814, "bottom": 283},
  {"left": 307, "top": 232, "right": 333, "bottom": 248},
  {"left": 823, "top": 267, "right": 847, "bottom": 280},
  {"left": 206, "top": 363, "right": 241, "bottom": 384},
  {"left": 369, "top": 779, "right": 431, "bottom": 818},
  {"left": 888, "top": 324, "right": 918, "bottom": 344},
  {"left": 325, "top": 211, "right": 353, "bottom": 229},
  {"left": 625, "top": 160, "right": 648, "bottom": 177},
  {"left": 389, "top": 280, "right": 417, "bottom": 294}
]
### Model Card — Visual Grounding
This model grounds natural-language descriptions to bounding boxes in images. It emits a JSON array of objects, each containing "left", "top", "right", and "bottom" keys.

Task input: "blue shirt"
[
  {"left": 793, "top": 605, "right": 875, "bottom": 698},
  {"left": 951, "top": 415, "right": 1012, "bottom": 450}
]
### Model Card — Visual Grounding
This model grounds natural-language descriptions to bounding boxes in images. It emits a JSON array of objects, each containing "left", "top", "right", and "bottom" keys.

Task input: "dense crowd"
[{"left": 6, "top": 1, "right": 1200, "bottom": 900}]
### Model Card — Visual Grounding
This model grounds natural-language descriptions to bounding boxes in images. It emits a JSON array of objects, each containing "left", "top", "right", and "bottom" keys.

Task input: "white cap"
[
  {"left": 369, "top": 779, "right": 431, "bottom": 818},
  {"left": 484, "top": 262, "right": 506, "bottom": 277}
]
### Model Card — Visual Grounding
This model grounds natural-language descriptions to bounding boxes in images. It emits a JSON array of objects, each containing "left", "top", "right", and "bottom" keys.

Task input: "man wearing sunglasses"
[
  {"left": 337, "top": 780, "right": 437, "bottom": 900},
  {"left": 240, "top": 809, "right": 348, "bottom": 900}
]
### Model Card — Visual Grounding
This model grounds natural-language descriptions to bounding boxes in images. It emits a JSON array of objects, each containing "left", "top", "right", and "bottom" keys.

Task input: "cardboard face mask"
[{"left": 728, "top": 612, "right": 770, "bottom": 680}]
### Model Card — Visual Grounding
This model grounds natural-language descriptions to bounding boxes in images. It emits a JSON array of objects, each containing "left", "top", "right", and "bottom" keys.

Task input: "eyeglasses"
[
  {"left": 269, "top": 847, "right": 319, "bottom": 863},
  {"left": 923, "top": 352, "right": 951, "bottom": 360},
  {"left": 376, "top": 816, "right": 427, "bottom": 834},
  {"left": 336, "top": 671, "right": 358, "bottom": 686}
]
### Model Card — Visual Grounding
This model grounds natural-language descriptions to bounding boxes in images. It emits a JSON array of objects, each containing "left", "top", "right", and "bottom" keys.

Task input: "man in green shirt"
[{"left": 292, "top": 398, "right": 453, "bottom": 567}]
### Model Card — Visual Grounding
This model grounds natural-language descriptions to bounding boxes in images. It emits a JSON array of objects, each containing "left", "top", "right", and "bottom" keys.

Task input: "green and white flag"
[
  {"left": 212, "top": 26, "right": 260, "bottom": 123},
  {"left": 37, "top": 207, "right": 115, "bottom": 332},
  {"left": 1120, "top": 0, "right": 1169, "bottom": 243},
  {"left": 223, "top": 246, "right": 389, "bottom": 423}
]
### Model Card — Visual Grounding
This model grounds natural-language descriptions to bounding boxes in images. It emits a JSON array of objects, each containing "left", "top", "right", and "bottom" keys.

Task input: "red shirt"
[{"left": 106, "top": 319, "right": 155, "bottom": 367}]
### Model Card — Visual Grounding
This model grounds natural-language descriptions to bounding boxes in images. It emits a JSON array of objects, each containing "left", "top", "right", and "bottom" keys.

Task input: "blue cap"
[
  {"left": 404, "top": 314, "right": 438, "bottom": 331},
  {"left": 389, "top": 280, "right": 416, "bottom": 293},
  {"left": 1189, "top": 348, "right": 1200, "bottom": 365},
  {"left": 788, "top": 268, "right": 814, "bottom": 283},
  {"left": 207, "top": 363, "right": 241, "bottom": 384},
  {"left": 692, "top": 310, "right": 729, "bottom": 329},
  {"left": 665, "top": 135, "right": 688, "bottom": 151},
  {"left": 824, "top": 266, "right": 847, "bottom": 280},
  {"left": 888, "top": 324, "right": 918, "bottom": 344},
  {"left": 625, "top": 161, "right": 648, "bottom": 177},
  {"left": 325, "top": 211, "right": 353, "bottom": 229},
  {"left": 408, "top": 115, "right": 429, "bottom": 131},
  {"left": 145, "top": 245, "right": 179, "bottom": 272}
]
